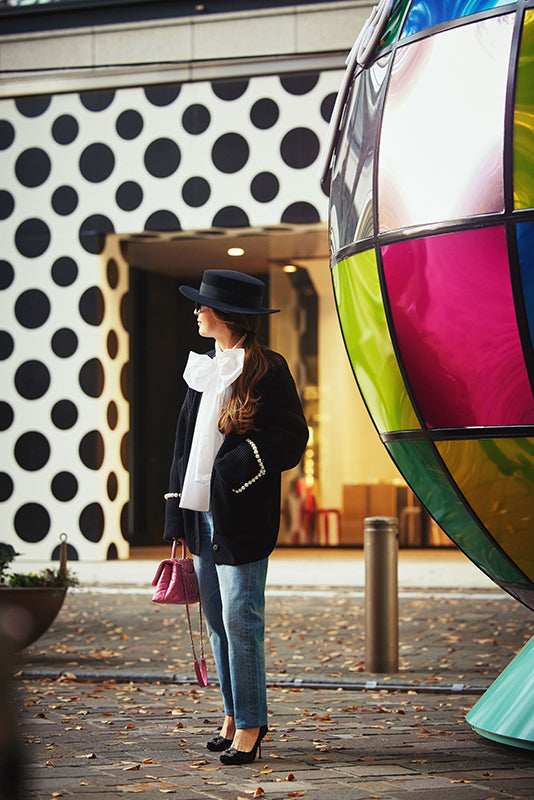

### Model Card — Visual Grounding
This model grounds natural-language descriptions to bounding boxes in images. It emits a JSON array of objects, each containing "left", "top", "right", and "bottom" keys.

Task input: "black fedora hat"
[{"left": 180, "top": 269, "right": 280, "bottom": 315}]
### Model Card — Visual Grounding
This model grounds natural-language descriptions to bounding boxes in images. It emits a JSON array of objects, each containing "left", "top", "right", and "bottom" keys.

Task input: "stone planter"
[{"left": 0, "top": 586, "right": 67, "bottom": 650}]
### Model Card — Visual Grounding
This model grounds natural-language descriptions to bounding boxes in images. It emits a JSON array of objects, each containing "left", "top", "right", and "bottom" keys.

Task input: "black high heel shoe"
[
  {"left": 206, "top": 734, "right": 233, "bottom": 752},
  {"left": 219, "top": 725, "right": 268, "bottom": 765}
]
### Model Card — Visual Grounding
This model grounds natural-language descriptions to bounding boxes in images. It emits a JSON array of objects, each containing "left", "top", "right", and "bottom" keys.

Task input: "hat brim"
[{"left": 179, "top": 285, "right": 280, "bottom": 314}]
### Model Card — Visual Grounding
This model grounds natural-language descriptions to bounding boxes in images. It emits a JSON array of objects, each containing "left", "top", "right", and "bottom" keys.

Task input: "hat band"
[{"left": 200, "top": 281, "right": 262, "bottom": 310}]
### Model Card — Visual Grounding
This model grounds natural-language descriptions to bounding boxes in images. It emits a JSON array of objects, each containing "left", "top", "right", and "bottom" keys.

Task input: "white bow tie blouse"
[{"left": 179, "top": 343, "right": 245, "bottom": 511}]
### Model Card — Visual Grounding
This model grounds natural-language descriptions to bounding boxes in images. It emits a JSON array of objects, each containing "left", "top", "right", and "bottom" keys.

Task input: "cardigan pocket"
[{"left": 210, "top": 468, "right": 278, "bottom": 537}]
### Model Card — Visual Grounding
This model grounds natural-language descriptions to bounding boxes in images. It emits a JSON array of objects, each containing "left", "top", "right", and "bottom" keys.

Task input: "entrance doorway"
[{"left": 124, "top": 223, "right": 326, "bottom": 549}]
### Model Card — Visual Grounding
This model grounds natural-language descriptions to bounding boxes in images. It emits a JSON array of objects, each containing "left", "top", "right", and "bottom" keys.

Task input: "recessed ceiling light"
[
  {"left": 227, "top": 247, "right": 245, "bottom": 256},
  {"left": 283, "top": 264, "right": 298, "bottom": 273}
]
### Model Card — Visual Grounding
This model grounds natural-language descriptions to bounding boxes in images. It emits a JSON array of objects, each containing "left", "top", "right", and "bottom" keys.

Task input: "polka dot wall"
[{"left": 0, "top": 69, "right": 340, "bottom": 561}]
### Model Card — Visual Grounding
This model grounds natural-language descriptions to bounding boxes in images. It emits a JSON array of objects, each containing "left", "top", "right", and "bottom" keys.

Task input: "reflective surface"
[
  {"left": 379, "top": 17, "right": 513, "bottom": 231},
  {"left": 330, "top": 57, "right": 390, "bottom": 251},
  {"left": 402, "top": 0, "right": 515, "bottom": 38},
  {"left": 514, "top": 9, "right": 534, "bottom": 210},
  {"left": 516, "top": 222, "right": 534, "bottom": 346},
  {"left": 436, "top": 438, "right": 534, "bottom": 582},
  {"left": 380, "top": 0, "right": 412, "bottom": 47},
  {"left": 382, "top": 227, "right": 534, "bottom": 427},
  {"left": 386, "top": 439, "right": 525, "bottom": 583},
  {"left": 333, "top": 252, "right": 419, "bottom": 433}
]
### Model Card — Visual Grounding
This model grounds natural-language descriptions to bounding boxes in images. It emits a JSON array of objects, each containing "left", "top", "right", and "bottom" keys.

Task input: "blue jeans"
[{"left": 193, "top": 512, "right": 269, "bottom": 729}]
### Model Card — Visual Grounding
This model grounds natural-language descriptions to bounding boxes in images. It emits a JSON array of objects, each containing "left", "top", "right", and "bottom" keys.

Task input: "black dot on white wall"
[
  {"left": 251, "top": 172, "right": 279, "bottom": 203},
  {"left": 15, "top": 502, "right": 50, "bottom": 542},
  {"left": 116, "top": 181, "right": 143, "bottom": 211},
  {"left": 52, "top": 256, "right": 78, "bottom": 286},
  {"left": 51, "top": 328, "right": 78, "bottom": 358},
  {"left": 15, "top": 148, "right": 51, "bottom": 187},
  {"left": 212, "top": 133, "right": 249, "bottom": 173},
  {"left": 15, "top": 289, "right": 51, "bottom": 328},
  {"left": 0, "top": 120, "right": 15, "bottom": 149},
  {"left": 79, "top": 214, "right": 114, "bottom": 254},
  {"left": 15, "top": 361, "right": 50, "bottom": 399},
  {"left": 79, "top": 286, "right": 105, "bottom": 326},
  {"left": 0, "top": 261, "right": 14, "bottom": 289},
  {"left": 282, "top": 201, "right": 320, "bottom": 224},
  {"left": 15, "top": 95, "right": 51, "bottom": 118},
  {"left": 107, "top": 330, "right": 118, "bottom": 359},
  {"left": 212, "top": 206, "right": 249, "bottom": 228},
  {"left": 52, "top": 114, "right": 79, "bottom": 145},
  {"left": 0, "top": 473, "right": 14, "bottom": 502},
  {"left": 51, "top": 541, "right": 79, "bottom": 560},
  {"left": 0, "top": 402, "right": 14, "bottom": 431},
  {"left": 212, "top": 80, "right": 248, "bottom": 100},
  {"left": 79, "top": 430, "right": 105, "bottom": 470},
  {"left": 52, "top": 471, "right": 78, "bottom": 501},
  {"left": 52, "top": 186, "right": 79, "bottom": 216},
  {"left": 145, "top": 84, "right": 181, "bottom": 106},
  {"left": 250, "top": 98, "right": 279, "bottom": 129},
  {"left": 51, "top": 400, "right": 78, "bottom": 430},
  {"left": 144, "top": 138, "right": 181, "bottom": 178},
  {"left": 0, "top": 191, "right": 14, "bottom": 220},
  {"left": 15, "top": 219, "right": 51, "bottom": 258},
  {"left": 14, "top": 431, "right": 50, "bottom": 471},
  {"left": 0, "top": 331, "right": 14, "bottom": 360},
  {"left": 79, "top": 143, "right": 115, "bottom": 183},
  {"left": 79, "top": 502, "right": 105, "bottom": 542},
  {"left": 79, "top": 358, "right": 105, "bottom": 398},
  {"left": 107, "top": 259, "right": 119, "bottom": 289},
  {"left": 107, "top": 472, "right": 118, "bottom": 501},
  {"left": 145, "top": 210, "right": 180, "bottom": 231},
  {"left": 182, "top": 177, "right": 210, "bottom": 207},
  {"left": 80, "top": 90, "right": 115, "bottom": 112},
  {"left": 116, "top": 109, "right": 144, "bottom": 139},
  {"left": 182, "top": 104, "right": 210, "bottom": 134},
  {"left": 280, "top": 74, "right": 319, "bottom": 94},
  {"left": 321, "top": 93, "right": 336, "bottom": 122},
  {"left": 107, "top": 401, "right": 118, "bottom": 430},
  {"left": 281, "top": 128, "right": 320, "bottom": 168}
]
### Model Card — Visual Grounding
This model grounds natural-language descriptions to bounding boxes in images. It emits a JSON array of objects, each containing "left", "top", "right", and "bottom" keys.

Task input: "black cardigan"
[{"left": 163, "top": 348, "right": 309, "bottom": 565}]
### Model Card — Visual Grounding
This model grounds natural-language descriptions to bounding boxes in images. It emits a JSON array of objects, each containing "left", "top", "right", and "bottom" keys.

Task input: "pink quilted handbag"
[
  {"left": 152, "top": 539, "right": 207, "bottom": 686},
  {"left": 152, "top": 538, "right": 200, "bottom": 604}
]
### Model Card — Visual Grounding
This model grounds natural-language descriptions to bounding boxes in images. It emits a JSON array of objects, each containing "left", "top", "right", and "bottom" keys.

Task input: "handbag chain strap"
[{"left": 179, "top": 560, "right": 207, "bottom": 687}]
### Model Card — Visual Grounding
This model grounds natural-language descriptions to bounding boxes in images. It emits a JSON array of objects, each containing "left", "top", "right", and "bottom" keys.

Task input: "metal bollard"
[{"left": 364, "top": 516, "right": 399, "bottom": 673}]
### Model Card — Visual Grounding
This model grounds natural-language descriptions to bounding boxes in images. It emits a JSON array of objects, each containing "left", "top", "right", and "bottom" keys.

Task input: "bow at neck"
[{"left": 183, "top": 347, "right": 245, "bottom": 395}]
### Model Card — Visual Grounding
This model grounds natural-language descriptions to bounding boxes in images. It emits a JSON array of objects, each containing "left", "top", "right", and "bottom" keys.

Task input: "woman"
[{"left": 163, "top": 269, "right": 308, "bottom": 765}]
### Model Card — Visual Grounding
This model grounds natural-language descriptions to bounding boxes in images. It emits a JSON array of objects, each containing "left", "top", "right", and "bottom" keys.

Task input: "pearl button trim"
[
  {"left": 232, "top": 439, "right": 266, "bottom": 494},
  {"left": 164, "top": 492, "right": 181, "bottom": 500}
]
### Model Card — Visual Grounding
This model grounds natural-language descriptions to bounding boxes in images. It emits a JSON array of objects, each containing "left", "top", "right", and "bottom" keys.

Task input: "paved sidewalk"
[{"left": 12, "top": 573, "right": 534, "bottom": 800}]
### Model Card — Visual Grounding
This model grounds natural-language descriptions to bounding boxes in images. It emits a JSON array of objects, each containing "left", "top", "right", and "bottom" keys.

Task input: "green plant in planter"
[
  {"left": 0, "top": 538, "right": 78, "bottom": 650},
  {"left": 0, "top": 542, "right": 78, "bottom": 588}
]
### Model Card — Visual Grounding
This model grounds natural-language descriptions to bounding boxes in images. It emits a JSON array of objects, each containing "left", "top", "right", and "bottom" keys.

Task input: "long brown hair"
[{"left": 215, "top": 309, "right": 271, "bottom": 435}]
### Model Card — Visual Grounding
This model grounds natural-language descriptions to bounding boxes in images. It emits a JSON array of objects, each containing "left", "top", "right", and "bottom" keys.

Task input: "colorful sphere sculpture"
[{"left": 323, "top": 0, "right": 534, "bottom": 748}]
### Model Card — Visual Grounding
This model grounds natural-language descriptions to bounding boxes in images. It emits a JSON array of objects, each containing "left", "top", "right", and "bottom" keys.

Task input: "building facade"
[{"left": 1, "top": 1, "right": 426, "bottom": 562}]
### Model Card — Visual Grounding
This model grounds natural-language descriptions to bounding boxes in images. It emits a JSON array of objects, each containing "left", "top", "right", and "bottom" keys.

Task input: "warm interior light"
[
  {"left": 283, "top": 264, "right": 298, "bottom": 273},
  {"left": 227, "top": 247, "right": 245, "bottom": 256}
]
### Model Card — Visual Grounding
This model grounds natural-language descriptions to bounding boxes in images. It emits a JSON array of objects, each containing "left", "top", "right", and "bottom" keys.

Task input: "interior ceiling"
[{"left": 120, "top": 222, "right": 330, "bottom": 277}]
